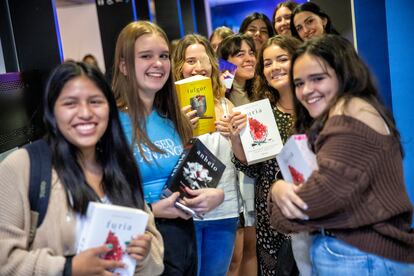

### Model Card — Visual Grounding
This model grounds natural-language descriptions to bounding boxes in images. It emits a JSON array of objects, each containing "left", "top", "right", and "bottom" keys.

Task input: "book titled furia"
[
  {"left": 163, "top": 138, "right": 225, "bottom": 199},
  {"left": 233, "top": 98, "right": 283, "bottom": 165},
  {"left": 175, "top": 75, "right": 216, "bottom": 136},
  {"left": 77, "top": 202, "right": 149, "bottom": 276}
]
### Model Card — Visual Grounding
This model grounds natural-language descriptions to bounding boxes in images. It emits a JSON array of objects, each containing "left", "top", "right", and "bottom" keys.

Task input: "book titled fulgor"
[
  {"left": 175, "top": 75, "right": 216, "bottom": 136},
  {"left": 163, "top": 138, "right": 226, "bottom": 198}
]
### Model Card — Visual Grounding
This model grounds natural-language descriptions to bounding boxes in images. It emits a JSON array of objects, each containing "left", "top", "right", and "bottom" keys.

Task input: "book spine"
[
  {"left": 175, "top": 84, "right": 185, "bottom": 108},
  {"left": 163, "top": 142, "right": 193, "bottom": 194},
  {"left": 77, "top": 208, "right": 94, "bottom": 253}
]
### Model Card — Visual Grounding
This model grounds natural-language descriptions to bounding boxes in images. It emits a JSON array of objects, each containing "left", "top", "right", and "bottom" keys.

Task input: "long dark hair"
[
  {"left": 290, "top": 35, "right": 402, "bottom": 154},
  {"left": 272, "top": 1, "right": 298, "bottom": 34},
  {"left": 217, "top": 34, "right": 256, "bottom": 99},
  {"left": 239, "top": 12, "right": 275, "bottom": 38},
  {"left": 253, "top": 35, "right": 301, "bottom": 105},
  {"left": 290, "top": 2, "right": 339, "bottom": 40},
  {"left": 44, "top": 62, "right": 145, "bottom": 214}
]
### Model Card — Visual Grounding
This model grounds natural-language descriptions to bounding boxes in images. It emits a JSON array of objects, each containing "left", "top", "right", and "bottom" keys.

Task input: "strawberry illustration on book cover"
[
  {"left": 249, "top": 117, "right": 268, "bottom": 145},
  {"left": 103, "top": 231, "right": 123, "bottom": 261},
  {"left": 288, "top": 165, "right": 305, "bottom": 185}
]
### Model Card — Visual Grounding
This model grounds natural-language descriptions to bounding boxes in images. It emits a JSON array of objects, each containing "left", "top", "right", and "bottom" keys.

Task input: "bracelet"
[{"left": 63, "top": 255, "right": 73, "bottom": 276}]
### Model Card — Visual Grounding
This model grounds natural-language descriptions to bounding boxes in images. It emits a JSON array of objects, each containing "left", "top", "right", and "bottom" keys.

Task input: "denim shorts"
[{"left": 311, "top": 235, "right": 414, "bottom": 276}]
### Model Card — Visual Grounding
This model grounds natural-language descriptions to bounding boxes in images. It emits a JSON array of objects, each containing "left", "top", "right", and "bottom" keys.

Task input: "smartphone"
[{"left": 175, "top": 202, "right": 204, "bottom": 220}]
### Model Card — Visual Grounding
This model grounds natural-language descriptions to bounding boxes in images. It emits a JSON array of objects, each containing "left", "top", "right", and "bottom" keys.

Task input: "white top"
[{"left": 196, "top": 132, "right": 242, "bottom": 220}]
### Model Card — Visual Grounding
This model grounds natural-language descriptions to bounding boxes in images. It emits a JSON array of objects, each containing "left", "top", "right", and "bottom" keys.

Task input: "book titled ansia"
[
  {"left": 77, "top": 202, "right": 149, "bottom": 276},
  {"left": 163, "top": 138, "right": 226, "bottom": 199},
  {"left": 233, "top": 98, "right": 283, "bottom": 165},
  {"left": 276, "top": 134, "right": 318, "bottom": 185},
  {"left": 276, "top": 134, "right": 317, "bottom": 275},
  {"left": 175, "top": 75, "right": 216, "bottom": 136}
]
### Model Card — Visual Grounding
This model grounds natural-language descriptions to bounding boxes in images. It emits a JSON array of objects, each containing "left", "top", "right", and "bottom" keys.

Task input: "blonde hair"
[
  {"left": 209, "top": 26, "right": 234, "bottom": 42},
  {"left": 112, "top": 21, "right": 192, "bottom": 156},
  {"left": 171, "top": 34, "right": 225, "bottom": 100}
]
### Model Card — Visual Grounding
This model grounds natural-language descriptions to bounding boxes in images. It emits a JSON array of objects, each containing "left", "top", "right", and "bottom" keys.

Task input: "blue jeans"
[
  {"left": 195, "top": 217, "right": 238, "bottom": 276},
  {"left": 311, "top": 235, "right": 414, "bottom": 276}
]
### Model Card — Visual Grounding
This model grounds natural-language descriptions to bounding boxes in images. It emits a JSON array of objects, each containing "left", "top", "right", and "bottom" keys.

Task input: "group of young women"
[{"left": 0, "top": 1, "right": 413, "bottom": 276}]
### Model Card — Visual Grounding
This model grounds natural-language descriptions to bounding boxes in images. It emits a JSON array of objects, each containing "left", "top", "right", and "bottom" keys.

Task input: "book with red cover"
[{"left": 276, "top": 134, "right": 318, "bottom": 185}]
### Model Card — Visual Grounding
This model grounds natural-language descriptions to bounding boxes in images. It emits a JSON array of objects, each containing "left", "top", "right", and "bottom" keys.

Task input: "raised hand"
[
  {"left": 182, "top": 105, "right": 199, "bottom": 129},
  {"left": 228, "top": 111, "right": 247, "bottom": 163}
]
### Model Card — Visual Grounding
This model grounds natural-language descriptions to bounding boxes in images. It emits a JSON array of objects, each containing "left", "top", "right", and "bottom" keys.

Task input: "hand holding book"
[
  {"left": 72, "top": 244, "right": 127, "bottom": 275},
  {"left": 181, "top": 186, "right": 225, "bottom": 214},
  {"left": 151, "top": 191, "right": 193, "bottom": 220},
  {"left": 181, "top": 105, "right": 199, "bottom": 130},
  {"left": 270, "top": 180, "right": 309, "bottom": 220},
  {"left": 228, "top": 111, "right": 248, "bottom": 163},
  {"left": 271, "top": 134, "right": 318, "bottom": 220},
  {"left": 125, "top": 232, "right": 152, "bottom": 262}
]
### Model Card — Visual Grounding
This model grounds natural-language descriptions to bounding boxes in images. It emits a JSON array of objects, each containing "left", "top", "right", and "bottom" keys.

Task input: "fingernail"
[
  {"left": 304, "top": 204, "right": 308, "bottom": 210},
  {"left": 304, "top": 216, "right": 309, "bottom": 220},
  {"left": 106, "top": 243, "right": 113, "bottom": 249}
]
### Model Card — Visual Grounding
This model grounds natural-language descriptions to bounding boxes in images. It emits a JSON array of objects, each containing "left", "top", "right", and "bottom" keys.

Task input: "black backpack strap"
[{"left": 24, "top": 139, "right": 52, "bottom": 227}]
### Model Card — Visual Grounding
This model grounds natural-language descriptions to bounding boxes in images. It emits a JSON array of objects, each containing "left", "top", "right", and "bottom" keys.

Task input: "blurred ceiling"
[
  {"left": 55, "top": 0, "right": 95, "bottom": 8},
  {"left": 55, "top": 0, "right": 252, "bottom": 8}
]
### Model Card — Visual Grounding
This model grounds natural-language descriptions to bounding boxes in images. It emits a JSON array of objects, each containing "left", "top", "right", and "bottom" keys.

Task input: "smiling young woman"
[
  {"left": 272, "top": 1, "right": 298, "bottom": 36},
  {"left": 0, "top": 62, "right": 164, "bottom": 276},
  {"left": 227, "top": 35, "right": 301, "bottom": 276},
  {"left": 112, "top": 21, "right": 198, "bottom": 275},
  {"left": 290, "top": 2, "right": 338, "bottom": 41},
  {"left": 270, "top": 34, "right": 414, "bottom": 275},
  {"left": 239, "top": 12, "right": 274, "bottom": 52},
  {"left": 172, "top": 33, "right": 240, "bottom": 276}
]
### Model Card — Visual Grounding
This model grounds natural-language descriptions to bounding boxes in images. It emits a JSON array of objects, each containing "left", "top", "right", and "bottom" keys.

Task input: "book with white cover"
[
  {"left": 77, "top": 202, "right": 149, "bottom": 276},
  {"left": 276, "top": 134, "right": 318, "bottom": 276},
  {"left": 233, "top": 98, "right": 283, "bottom": 165},
  {"left": 276, "top": 134, "right": 318, "bottom": 185}
]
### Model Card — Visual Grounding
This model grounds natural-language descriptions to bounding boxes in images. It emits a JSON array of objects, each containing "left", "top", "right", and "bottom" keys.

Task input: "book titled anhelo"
[{"left": 163, "top": 138, "right": 226, "bottom": 199}]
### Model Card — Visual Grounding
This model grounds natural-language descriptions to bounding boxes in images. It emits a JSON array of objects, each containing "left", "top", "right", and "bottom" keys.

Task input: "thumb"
[
  {"left": 170, "top": 192, "right": 181, "bottom": 202},
  {"left": 181, "top": 105, "right": 191, "bottom": 113}
]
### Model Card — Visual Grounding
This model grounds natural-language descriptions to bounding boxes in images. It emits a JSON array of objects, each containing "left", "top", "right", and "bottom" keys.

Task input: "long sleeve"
[
  {"left": 270, "top": 115, "right": 411, "bottom": 233},
  {"left": 232, "top": 155, "right": 263, "bottom": 179},
  {"left": 134, "top": 205, "right": 164, "bottom": 275},
  {"left": 0, "top": 149, "right": 66, "bottom": 276}
]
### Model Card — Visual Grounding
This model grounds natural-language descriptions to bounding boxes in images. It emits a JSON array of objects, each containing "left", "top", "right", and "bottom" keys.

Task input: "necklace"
[{"left": 276, "top": 101, "right": 294, "bottom": 112}]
